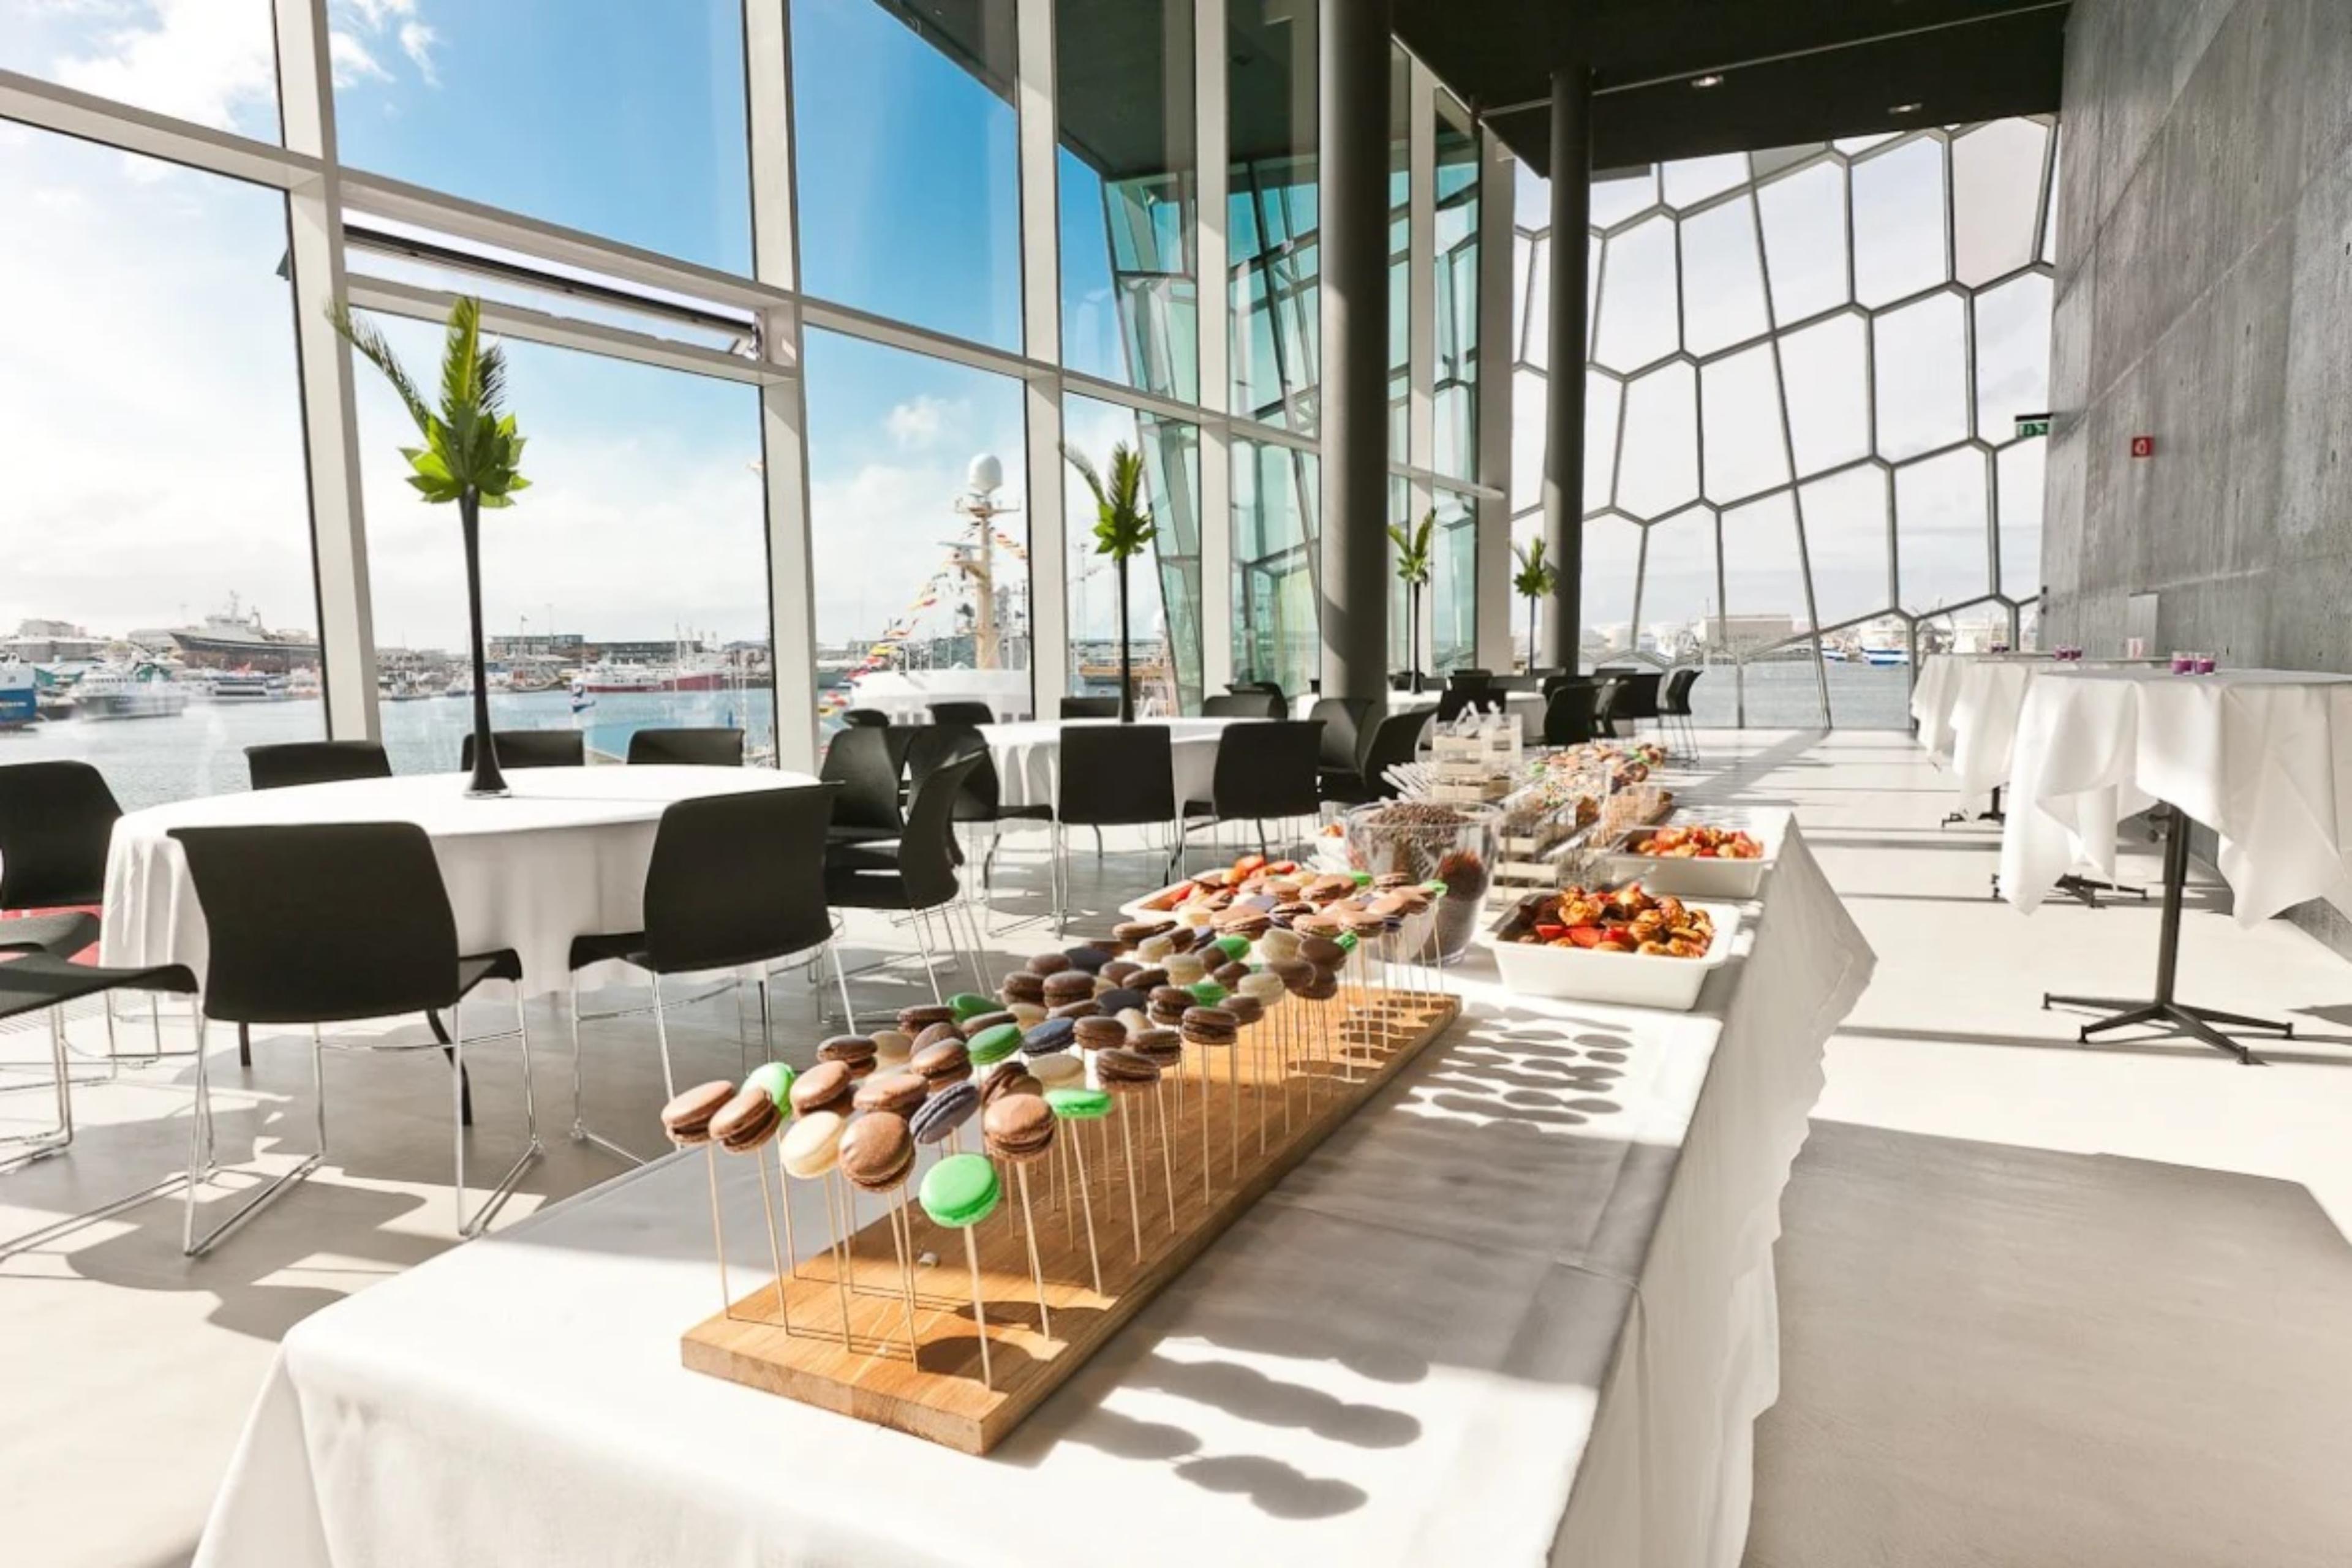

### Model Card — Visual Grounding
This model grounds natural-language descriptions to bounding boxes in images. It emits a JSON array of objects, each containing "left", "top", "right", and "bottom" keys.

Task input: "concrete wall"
[{"left": 2047, "top": 1, "right": 2352, "bottom": 949}]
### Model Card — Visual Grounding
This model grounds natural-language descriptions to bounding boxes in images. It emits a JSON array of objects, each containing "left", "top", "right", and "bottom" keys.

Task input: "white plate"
[
  {"left": 1596, "top": 812, "right": 1782, "bottom": 899},
  {"left": 1483, "top": 895, "right": 1740, "bottom": 1011}
]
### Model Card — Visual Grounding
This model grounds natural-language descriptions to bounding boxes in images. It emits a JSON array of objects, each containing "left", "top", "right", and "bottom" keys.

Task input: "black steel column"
[
  {"left": 1543, "top": 58, "right": 1592, "bottom": 671},
  {"left": 1317, "top": 0, "right": 1392, "bottom": 700}
]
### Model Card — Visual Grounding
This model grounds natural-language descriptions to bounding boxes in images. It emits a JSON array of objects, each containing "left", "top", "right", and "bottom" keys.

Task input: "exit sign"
[{"left": 2014, "top": 413, "right": 2051, "bottom": 438}]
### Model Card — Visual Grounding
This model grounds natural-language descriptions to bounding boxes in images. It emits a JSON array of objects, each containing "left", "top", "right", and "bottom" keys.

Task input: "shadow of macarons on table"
[{"left": 189, "top": 812, "right": 1873, "bottom": 1568}]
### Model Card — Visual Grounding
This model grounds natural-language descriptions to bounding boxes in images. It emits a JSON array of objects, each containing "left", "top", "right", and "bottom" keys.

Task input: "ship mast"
[{"left": 949, "top": 454, "right": 1016, "bottom": 670}]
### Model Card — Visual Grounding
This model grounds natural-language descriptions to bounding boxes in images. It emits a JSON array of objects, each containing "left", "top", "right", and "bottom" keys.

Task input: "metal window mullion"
[
  {"left": 0, "top": 67, "right": 318, "bottom": 189},
  {"left": 1196, "top": 0, "right": 1232, "bottom": 701},
  {"left": 1016, "top": 0, "right": 1069, "bottom": 712},
  {"left": 274, "top": 0, "right": 379, "bottom": 742},
  {"left": 1474, "top": 136, "right": 1517, "bottom": 672}
]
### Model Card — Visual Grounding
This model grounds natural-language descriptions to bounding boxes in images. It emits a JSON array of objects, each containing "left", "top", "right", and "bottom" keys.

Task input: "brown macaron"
[
  {"left": 981, "top": 1093, "right": 1056, "bottom": 1162},
  {"left": 661, "top": 1080, "right": 735, "bottom": 1147},
  {"left": 1125, "top": 965, "right": 1170, "bottom": 992},
  {"left": 1073, "top": 1014, "right": 1128, "bottom": 1052},
  {"left": 711, "top": 1084, "right": 782, "bottom": 1153},
  {"left": 816, "top": 1035, "right": 878, "bottom": 1077},
  {"left": 1041, "top": 970, "right": 1096, "bottom": 1006},
  {"left": 1226, "top": 994, "right": 1265, "bottom": 1027},
  {"left": 1047, "top": 998, "right": 1103, "bottom": 1022},
  {"left": 911, "top": 1037, "right": 971, "bottom": 1088},
  {"left": 911, "top": 1020, "right": 963, "bottom": 1052},
  {"left": 853, "top": 1069, "right": 929, "bottom": 1117},
  {"left": 789, "top": 1060, "right": 856, "bottom": 1117},
  {"left": 1099, "top": 958, "right": 1142, "bottom": 986},
  {"left": 1000, "top": 971, "right": 1047, "bottom": 1006},
  {"left": 838, "top": 1112, "right": 916, "bottom": 1193},
  {"left": 980, "top": 1067, "right": 1043, "bottom": 1107},
  {"left": 1212, "top": 960, "right": 1251, "bottom": 988},
  {"left": 1180, "top": 1006, "right": 1238, "bottom": 1046},
  {"left": 896, "top": 1003, "right": 956, "bottom": 1034},
  {"left": 1297, "top": 970, "right": 1341, "bottom": 1002},
  {"left": 959, "top": 1009, "right": 1017, "bottom": 1039},
  {"left": 1026, "top": 951, "right": 1072, "bottom": 976},
  {"left": 1212, "top": 907, "right": 1272, "bottom": 938},
  {"left": 1161, "top": 925, "right": 1199, "bottom": 954},
  {"left": 1094, "top": 1046, "right": 1161, "bottom": 1091},
  {"left": 1111, "top": 918, "right": 1175, "bottom": 945},
  {"left": 1129, "top": 1027, "right": 1185, "bottom": 1069},
  {"left": 1298, "top": 935, "right": 1348, "bottom": 969}
]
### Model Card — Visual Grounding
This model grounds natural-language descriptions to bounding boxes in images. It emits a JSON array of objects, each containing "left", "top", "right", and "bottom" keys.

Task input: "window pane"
[
  {"left": 1431, "top": 488, "right": 1477, "bottom": 674},
  {"left": 1974, "top": 273, "right": 2054, "bottom": 435},
  {"left": 2, "top": 1, "right": 279, "bottom": 141},
  {"left": 1662, "top": 154, "right": 1747, "bottom": 208},
  {"left": 1637, "top": 505, "right": 1717, "bottom": 665},
  {"left": 1589, "top": 167, "right": 1657, "bottom": 230},
  {"left": 801, "top": 330, "right": 1031, "bottom": 737},
  {"left": 1721, "top": 491, "right": 1812, "bottom": 641},
  {"left": 335, "top": 1, "right": 750, "bottom": 273},
  {"left": 794, "top": 0, "right": 1022, "bottom": 347},
  {"left": 1066, "top": 395, "right": 1202, "bottom": 713},
  {"left": 1872, "top": 292, "right": 1968, "bottom": 461},
  {"left": 1780, "top": 313, "right": 1871, "bottom": 476},
  {"left": 353, "top": 317, "right": 775, "bottom": 767},
  {"left": 1059, "top": 0, "right": 1197, "bottom": 401},
  {"left": 1, "top": 129, "right": 315, "bottom": 809},
  {"left": 1799, "top": 465, "right": 1893, "bottom": 630},
  {"left": 1594, "top": 214, "right": 1678, "bottom": 372},
  {"left": 1952, "top": 119, "right": 2048, "bottom": 287},
  {"left": 1579, "top": 515, "right": 1642, "bottom": 671},
  {"left": 1757, "top": 161, "right": 1849, "bottom": 323},
  {"left": 1229, "top": 0, "right": 1317, "bottom": 431},
  {"left": 1232, "top": 439, "right": 1319, "bottom": 699},
  {"left": 1700, "top": 343, "right": 1790, "bottom": 503},
  {"left": 1586, "top": 371, "right": 1623, "bottom": 511},
  {"left": 1851, "top": 137, "right": 1948, "bottom": 307},
  {"left": 1388, "top": 44, "right": 1411, "bottom": 462},
  {"left": 1679, "top": 195, "right": 1770, "bottom": 356},
  {"left": 1894, "top": 447, "right": 1991, "bottom": 612},
  {"left": 1433, "top": 96, "right": 1480, "bottom": 481},
  {"left": 1997, "top": 439, "right": 2045, "bottom": 601},
  {"left": 1616, "top": 361, "right": 1698, "bottom": 519}
]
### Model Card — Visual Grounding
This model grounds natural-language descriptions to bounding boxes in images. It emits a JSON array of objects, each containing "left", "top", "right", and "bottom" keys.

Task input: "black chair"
[
  {"left": 1059, "top": 696, "right": 1120, "bottom": 719},
  {"left": 821, "top": 723, "right": 908, "bottom": 846},
  {"left": 1324, "top": 709, "right": 1431, "bottom": 804},
  {"left": 460, "top": 729, "right": 584, "bottom": 771},
  {"left": 1204, "top": 691, "right": 1286, "bottom": 720},
  {"left": 827, "top": 753, "right": 987, "bottom": 1002},
  {"left": 627, "top": 727, "right": 744, "bottom": 767},
  {"left": 1180, "top": 721, "right": 1323, "bottom": 867},
  {"left": 1491, "top": 674, "right": 1540, "bottom": 694},
  {"left": 1660, "top": 667, "right": 1703, "bottom": 761},
  {"left": 840, "top": 707, "right": 892, "bottom": 728},
  {"left": 928, "top": 700, "right": 997, "bottom": 726},
  {"left": 1229, "top": 678, "right": 1287, "bottom": 705},
  {"left": 1590, "top": 673, "right": 1634, "bottom": 737},
  {"left": 1596, "top": 669, "right": 1664, "bottom": 742},
  {"left": 1434, "top": 687, "right": 1507, "bottom": 725},
  {"left": 168, "top": 822, "right": 538, "bottom": 1253},
  {"left": 570, "top": 784, "right": 846, "bottom": 1157},
  {"left": 905, "top": 724, "right": 1050, "bottom": 918},
  {"left": 1051, "top": 725, "right": 1177, "bottom": 927},
  {"left": 246, "top": 741, "right": 393, "bottom": 791},
  {"left": 1309, "top": 697, "right": 1378, "bottom": 798},
  {"left": 1544, "top": 682, "right": 1608, "bottom": 746},
  {"left": 0, "top": 951, "right": 198, "bottom": 1256}
]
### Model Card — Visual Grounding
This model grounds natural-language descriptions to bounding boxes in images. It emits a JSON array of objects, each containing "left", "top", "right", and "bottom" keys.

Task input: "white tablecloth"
[
  {"left": 1999, "top": 669, "right": 2352, "bottom": 924},
  {"left": 1289, "top": 688, "right": 1547, "bottom": 742},
  {"left": 192, "top": 819, "right": 1874, "bottom": 1568},
  {"left": 848, "top": 669, "right": 1036, "bottom": 723},
  {"left": 99, "top": 766, "right": 818, "bottom": 997},
  {"left": 978, "top": 718, "right": 1239, "bottom": 812},
  {"left": 1946, "top": 658, "right": 2043, "bottom": 811}
]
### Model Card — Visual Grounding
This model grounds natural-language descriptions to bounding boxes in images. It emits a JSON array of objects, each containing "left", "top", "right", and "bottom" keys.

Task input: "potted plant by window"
[
  {"left": 1066, "top": 443, "right": 1156, "bottom": 723},
  {"left": 1389, "top": 510, "right": 1435, "bottom": 692},
  {"left": 1513, "top": 537, "right": 1558, "bottom": 673},
  {"left": 330, "top": 296, "right": 530, "bottom": 796}
]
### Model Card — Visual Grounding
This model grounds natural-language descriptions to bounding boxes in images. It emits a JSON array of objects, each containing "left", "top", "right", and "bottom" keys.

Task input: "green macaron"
[
  {"left": 1212, "top": 933, "right": 1252, "bottom": 960},
  {"left": 1335, "top": 930, "right": 1359, "bottom": 952},
  {"left": 1188, "top": 979, "right": 1227, "bottom": 1006},
  {"left": 947, "top": 992, "right": 996, "bottom": 1023},
  {"left": 918, "top": 1152, "right": 1001, "bottom": 1228},
  {"left": 745, "top": 1061, "right": 795, "bottom": 1111},
  {"left": 1046, "top": 1086, "right": 1112, "bottom": 1120},
  {"left": 1351, "top": 870, "right": 1373, "bottom": 885},
  {"left": 967, "top": 1022, "right": 1023, "bottom": 1066}
]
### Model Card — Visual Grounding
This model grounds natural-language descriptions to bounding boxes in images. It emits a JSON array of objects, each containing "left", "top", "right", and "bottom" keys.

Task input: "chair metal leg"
[
  {"left": 756, "top": 976, "right": 774, "bottom": 1062},
  {"left": 650, "top": 978, "right": 678, "bottom": 1101},
  {"left": 183, "top": 1013, "right": 324, "bottom": 1258},
  {"left": 567, "top": 974, "right": 644, "bottom": 1166},
  {"left": 454, "top": 992, "right": 542, "bottom": 1239},
  {"left": 238, "top": 1023, "right": 251, "bottom": 1069},
  {"left": 910, "top": 908, "right": 947, "bottom": 1004},
  {"left": 0, "top": 1008, "right": 75, "bottom": 1174},
  {"left": 829, "top": 941, "right": 858, "bottom": 1031}
]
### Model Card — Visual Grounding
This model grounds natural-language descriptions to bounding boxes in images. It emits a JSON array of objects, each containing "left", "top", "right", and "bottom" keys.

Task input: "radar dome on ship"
[{"left": 965, "top": 454, "right": 1003, "bottom": 494}]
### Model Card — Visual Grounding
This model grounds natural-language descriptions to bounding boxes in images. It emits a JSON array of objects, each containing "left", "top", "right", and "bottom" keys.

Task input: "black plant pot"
[{"left": 459, "top": 492, "right": 508, "bottom": 797}]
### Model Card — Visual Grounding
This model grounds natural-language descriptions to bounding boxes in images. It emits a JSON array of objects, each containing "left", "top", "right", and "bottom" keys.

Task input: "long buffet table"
[{"left": 193, "top": 817, "right": 1872, "bottom": 1568}]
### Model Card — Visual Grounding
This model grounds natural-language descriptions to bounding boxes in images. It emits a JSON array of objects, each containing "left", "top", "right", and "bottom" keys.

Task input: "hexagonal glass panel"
[
  {"left": 1751, "top": 145, "right": 1827, "bottom": 181},
  {"left": 1952, "top": 119, "right": 2048, "bottom": 286},
  {"left": 1974, "top": 273, "right": 2054, "bottom": 435},
  {"left": 1510, "top": 367, "right": 1547, "bottom": 511},
  {"left": 1779, "top": 313, "right": 1871, "bottom": 476},
  {"left": 1997, "top": 439, "right": 2045, "bottom": 601},
  {"left": 1579, "top": 514, "right": 1644, "bottom": 666},
  {"left": 1757, "top": 160, "right": 1849, "bottom": 325},
  {"left": 1722, "top": 491, "right": 1813, "bottom": 637},
  {"left": 1594, "top": 214, "right": 1679, "bottom": 372},
  {"left": 1680, "top": 195, "right": 1771, "bottom": 356},
  {"left": 1636, "top": 504, "right": 1719, "bottom": 662},
  {"left": 1591, "top": 166, "right": 1660, "bottom": 229},
  {"left": 1700, "top": 343, "right": 1791, "bottom": 502},
  {"left": 1836, "top": 133, "right": 1898, "bottom": 156},
  {"left": 1616, "top": 361, "right": 1700, "bottom": 518},
  {"left": 1895, "top": 447, "right": 1992, "bottom": 612},
  {"left": 1586, "top": 371, "right": 1624, "bottom": 511},
  {"left": 1798, "top": 464, "right": 1894, "bottom": 628},
  {"left": 1514, "top": 231, "right": 1542, "bottom": 364},
  {"left": 1662, "top": 154, "right": 1749, "bottom": 208},
  {"left": 1872, "top": 292, "right": 1969, "bottom": 462},
  {"left": 1851, "top": 136, "right": 1948, "bottom": 307}
]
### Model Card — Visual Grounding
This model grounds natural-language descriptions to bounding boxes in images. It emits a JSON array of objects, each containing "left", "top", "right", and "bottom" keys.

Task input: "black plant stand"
[{"left": 2041, "top": 804, "right": 2292, "bottom": 1065}]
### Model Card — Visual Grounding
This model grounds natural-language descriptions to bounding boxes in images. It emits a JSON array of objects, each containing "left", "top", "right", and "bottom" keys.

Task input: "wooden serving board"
[{"left": 682, "top": 985, "right": 1462, "bottom": 1453}]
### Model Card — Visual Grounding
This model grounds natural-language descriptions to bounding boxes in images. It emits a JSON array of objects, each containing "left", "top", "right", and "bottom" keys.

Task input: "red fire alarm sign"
[{"left": 2130, "top": 435, "right": 2155, "bottom": 458}]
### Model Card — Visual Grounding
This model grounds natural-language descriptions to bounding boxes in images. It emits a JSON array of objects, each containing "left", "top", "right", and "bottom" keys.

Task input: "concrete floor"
[{"left": 2, "top": 729, "right": 2348, "bottom": 1567}]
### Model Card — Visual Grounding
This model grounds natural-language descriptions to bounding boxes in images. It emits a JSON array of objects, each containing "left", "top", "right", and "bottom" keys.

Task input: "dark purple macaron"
[
  {"left": 1021, "top": 1016, "right": 1077, "bottom": 1055},
  {"left": 910, "top": 1080, "right": 979, "bottom": 1145}
]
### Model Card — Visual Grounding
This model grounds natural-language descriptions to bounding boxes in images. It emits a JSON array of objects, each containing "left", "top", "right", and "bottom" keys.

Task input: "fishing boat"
[
  {"left": 74, "top": 663, "right": 190, "bottom": 721},
  {"left": 206, "top": 669, "right": 288, "bottom": 702}
]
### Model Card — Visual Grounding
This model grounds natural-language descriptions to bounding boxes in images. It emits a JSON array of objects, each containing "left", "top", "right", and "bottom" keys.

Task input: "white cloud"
[
  {"left": 884, "top": 394, "right": 962, "bottom": 452},
  {"left": 328, "top": 31, "right": 390, "bottom": 88},
  {"left": 396, "top": 20, "right": 438, "bottom": 85},
  {"left": 336, "top": 0, "right": 415, "bottom": 28},
  {"left": 46, "top": 0, "right": 276, "bottom": 136}
]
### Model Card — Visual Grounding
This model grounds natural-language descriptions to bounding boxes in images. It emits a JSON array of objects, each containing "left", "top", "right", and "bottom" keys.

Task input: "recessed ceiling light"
[
  {"left": 1691, "top": 74, "right": 1724, "bottom": 89},
  {"left": 1888, "top": 101, "right": 1923, "bottom": 114}
]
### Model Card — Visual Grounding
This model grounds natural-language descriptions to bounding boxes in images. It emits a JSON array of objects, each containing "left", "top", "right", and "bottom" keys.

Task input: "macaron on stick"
[
  {"left": 889, "top": 1185, "right": 922, "bottom": 1364},
  {"left": 1046, "top": 1091, "right": 1107, "bottom": 1295},
  {"left": 917, "top": 1154, "right": 1001, "bottom": 1389},
  {"left": 1153, "top": 1078, "right": 1177, "bottom": 1230},
  {"left": 1117, "top": 1099, "right": 1144, "bottom": 1261},
  {"left": 1014, "top": 1164, "right": 1051, "bottom": 1340}
]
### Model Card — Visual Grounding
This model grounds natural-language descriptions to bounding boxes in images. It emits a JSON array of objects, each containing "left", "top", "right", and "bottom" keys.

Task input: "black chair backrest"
[
  {"left": 641, "top": 783, "right": 842, "bottom": 973},
  {"left": 1434, "top": 687, "right": 1506, "bottom": 725},
  {"left": 905, "top": 724, "right": 1000, "bottom": 821},
  {"left": 1542, "top": 673, "right": 1599, "bottom": 699},
  {"left": 1210, "top": 721, "right": 1322, "bottom": 820},
  {"left": 1228, "top": 679, "right": 1286, "bottom": 703},
  {"left": 927, "top": 700, "right": 997, "bottom": 726},
  {"left": 893, "top": 752, "right": 985, "bottom": 910},
  {"left": 1060, "top": 696, "right": 1119, "bottom": 720},
  {"left": 627, "top": 727, "right": 744, "bottom": 767},
  {"left": 820, "top": 723, "right": 905, "bottom": 833},
  {"left": 246, "top": 741, "right": 392, "bottom": 792},
  {"left": 1308, "top": 697, "right": 1374, "bottom": 772},
  {"left": 1660, "top": 667, "right": 1700, "bottom": 717},
  {"left": 1058, "top": 725, "right": 1175, "bottom": 826},
  {"left": 1491, "top": 674, "right": 1539, "bottom": 693},
  {"left": 461, "top": 729, "right": 584, "bottom": 771},
  {"left": 1446, "top": 670, "right": 1494, "bottom": 690},
  {"left": 1544, "top": 682, "right": 1607, "bottom": 746},
  {"left": 840, "top": 708, "right": 891, "bottom": 728},
  {"left": 1356, "top": 710, "right": 1431, "bottom": 798},
  {"left": 1601, "top": 670, "right": 1664, "bottom": 722},
  {"left": 168, "top": 822, "right": 462, "bottom": 1025},
  {"left": 0, "top": 760, "right": 121, "bottom": 910},
  {"left": 1203, "top": 692, "right": 1285, "bottom": 719}
]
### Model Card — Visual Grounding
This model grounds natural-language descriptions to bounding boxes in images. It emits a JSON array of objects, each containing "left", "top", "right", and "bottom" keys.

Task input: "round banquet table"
[
  {"left": 99, "top": 766, "right": 819, "bottom": 997},
  {"left": 976, "top": 717, "right": 1242, "bottom": 812}
]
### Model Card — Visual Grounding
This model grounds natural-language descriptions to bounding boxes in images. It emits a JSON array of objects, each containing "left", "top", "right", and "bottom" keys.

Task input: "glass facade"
[
  {"left": 1065, "top": 396, "right": 1202, "bottom": 713},
  {"left": 1228, "top": 0, "right": 1319, "bottom": 432},
  {"left": 1232, "top": 439, "right": 1319, "bottom": 700},
  {"left": 1510, "top": 123, "right": 2059, "bottom": 726}
]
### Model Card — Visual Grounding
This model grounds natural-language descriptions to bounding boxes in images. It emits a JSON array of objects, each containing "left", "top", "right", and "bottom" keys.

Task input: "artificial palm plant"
[
  {"left": 1389, "top": 510, "right": 1436, "bottom": 690},
  {"left": 1066, "top": 443, "right": 1156, "bottom": 722},
  {"left": 330, "top": 296, "right": 530, "bottom": 796},
  {"left": 1512, "top": 537, "right": 1559, "bottom": 673}
]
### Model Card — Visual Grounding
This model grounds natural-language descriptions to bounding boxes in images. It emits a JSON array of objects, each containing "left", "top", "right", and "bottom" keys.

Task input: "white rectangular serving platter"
[
  {"left": 1596, "top": 810, "right": 1783, "bottom": 899},
  {"left": 1483, "top": 895, "right": 1741, "bottom": 1011}
]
